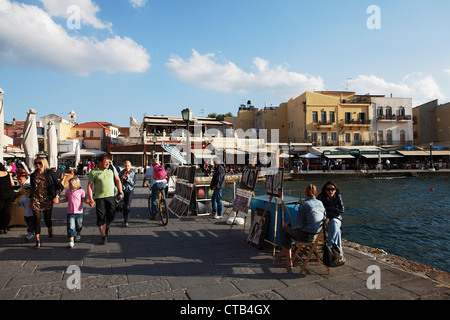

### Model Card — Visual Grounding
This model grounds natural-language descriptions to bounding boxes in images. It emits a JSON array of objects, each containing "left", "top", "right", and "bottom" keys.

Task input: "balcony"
[
  {"left": 377, "top": 115, "right": 412, "bottom": 121},
  {"left": 340, "top": 119, "right": 371, "bottom": 128},
  {"left": 317, "top": 121, "right": 334, "bottom": 128}
]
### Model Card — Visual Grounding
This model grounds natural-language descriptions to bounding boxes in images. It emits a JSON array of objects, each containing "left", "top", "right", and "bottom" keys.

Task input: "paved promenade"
[{"left": 1, "top": 176, "right": 449, "bottom": 305}]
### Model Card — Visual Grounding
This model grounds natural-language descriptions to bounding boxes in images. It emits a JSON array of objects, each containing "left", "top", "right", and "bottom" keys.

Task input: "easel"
[
  {"left": 247, "top": 193, "right": 294, "bottom": 262},
  {"left": 228, "top": 166, "right": 259, "bottom": 234}
]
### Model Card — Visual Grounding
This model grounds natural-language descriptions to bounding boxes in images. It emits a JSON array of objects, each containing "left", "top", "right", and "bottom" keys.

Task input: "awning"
[
  {"left": 325, "top": 154, "right": 355, "bottom": 159},
  {"left": 361, "top": 154, "right": 403, "bottom": 159},
  {"left": 397, "top": 151, "right": 429, "bottom": 157}
]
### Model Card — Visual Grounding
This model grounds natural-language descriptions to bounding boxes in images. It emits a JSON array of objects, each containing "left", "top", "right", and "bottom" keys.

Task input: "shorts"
[{"left": 95, "top": 197, "right": 116, "bottom": 226}]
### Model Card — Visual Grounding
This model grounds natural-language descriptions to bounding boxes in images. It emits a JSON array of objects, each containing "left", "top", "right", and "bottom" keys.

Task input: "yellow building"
[{"left": 227, "top": 91, "right": 372, "bottom": 146}]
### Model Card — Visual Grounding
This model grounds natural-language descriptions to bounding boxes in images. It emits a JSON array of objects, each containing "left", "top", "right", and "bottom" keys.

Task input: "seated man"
[{"left": 278, "top": 184, "right": 326, "bottom": 269}]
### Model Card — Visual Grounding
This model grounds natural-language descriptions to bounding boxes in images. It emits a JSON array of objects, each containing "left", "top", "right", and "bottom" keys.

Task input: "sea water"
[{"left": 224, "top": 176, "right": 450, "bottom": 273}]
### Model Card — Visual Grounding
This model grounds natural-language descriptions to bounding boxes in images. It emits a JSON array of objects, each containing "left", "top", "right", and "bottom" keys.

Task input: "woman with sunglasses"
[
  {"left": 29, "top": 157, "right": 63, "bottom": 248},
  {"left": 317, "top": 181, "right": 344, "bottom": 251}
]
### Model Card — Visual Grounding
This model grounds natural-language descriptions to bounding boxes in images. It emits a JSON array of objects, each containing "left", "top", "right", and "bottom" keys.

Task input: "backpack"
[{"left": 153, "top": 165, "right": 167, "bottom": 180}]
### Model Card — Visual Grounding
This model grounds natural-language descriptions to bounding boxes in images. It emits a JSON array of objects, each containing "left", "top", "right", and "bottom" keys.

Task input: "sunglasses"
[
  {"left": 326, "top": 187, "right": 336, "bottom": 191},
  {"left": 34, "top": 161, "right": 43, "bottom": 166}
]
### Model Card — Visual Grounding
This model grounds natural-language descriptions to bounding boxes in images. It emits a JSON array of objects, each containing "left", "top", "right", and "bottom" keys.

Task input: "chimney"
[{"left": 12, "top": 118, "right": 16, "bottom": 125}]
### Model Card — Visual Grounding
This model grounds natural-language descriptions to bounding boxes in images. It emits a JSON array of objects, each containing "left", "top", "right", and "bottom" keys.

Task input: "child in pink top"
[{"left": 60, "top": 177, "right": 89, "bottom": 248}]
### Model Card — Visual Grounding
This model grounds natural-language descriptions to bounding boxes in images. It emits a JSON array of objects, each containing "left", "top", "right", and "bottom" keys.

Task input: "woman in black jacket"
[
  {"left": 317, "top": 181, "right": 344, "bottom": 250},
  {"left": 30, "top": 157, "right": 63, "bottom": 248}
]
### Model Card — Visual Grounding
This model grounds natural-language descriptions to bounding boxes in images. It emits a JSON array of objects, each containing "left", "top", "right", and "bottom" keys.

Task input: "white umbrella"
[
  {"left": 60, "top": 149, "right": 106, "bottom": 158},
  {"left": 161, "top": 142, "right": 187, "bottom": 164},
  {"left": 0, "top": 88, "right": 4, "bottom": 164},
  {"left": 75, "top": 143, "right": 80, "bottom": 166},
  {"left": 47, "top": 121, "right": 58, "bottom": 169},
  {"left": 299, "top": 152, "right": 320, "bottom": 158},
  {"left": 22, "top": 109, "right": 39, "bottom": 171}
]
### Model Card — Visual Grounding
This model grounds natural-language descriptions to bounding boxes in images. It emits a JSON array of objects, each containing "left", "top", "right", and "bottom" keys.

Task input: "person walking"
[
  {"left": 60, "top": 177, "right": 89, "bottom": 248},
  {"left": 29, "top": 157, "right": 63, "bottom": 248},
  {"left": 87, "top": 154, "right": 123, "bottom": 245},
  {"left": 119, "top": 160, "right": 136, "bottom": 227},
  {"left": 210, "top": 157, "right": 225, "bottom": 219},
  {"left": 0, "top": 163, "right": 14, "bottom": 235},
  {"left": 18, "top": 184, "right": 35, "bottom": 242}
]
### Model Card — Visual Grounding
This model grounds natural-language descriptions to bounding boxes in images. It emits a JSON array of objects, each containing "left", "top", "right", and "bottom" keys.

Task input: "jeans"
[
  {"left": 151, "top": 182, "right": 166, "bottom": 216},
  {"left": 67, "top": 214, "right": 83, "bottom": 238},
  {"left": 123, "top": 191, "right": 133, "bottom": 223},
  {"left": 211, "top": 188, "right": 223, "bottom": 217},
  {"left": 327, "top": 218, "right": 342, "bottom": 250}
]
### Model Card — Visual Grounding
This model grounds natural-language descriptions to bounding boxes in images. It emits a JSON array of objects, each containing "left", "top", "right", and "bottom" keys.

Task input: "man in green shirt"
[{"left": 87, "top": 154, "right": 123, "bottom": 244}]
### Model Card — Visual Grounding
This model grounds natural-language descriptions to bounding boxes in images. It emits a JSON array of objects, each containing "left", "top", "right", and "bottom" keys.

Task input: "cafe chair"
[{"left": 291, "top": 219, "right": 330, "bottom": 275}]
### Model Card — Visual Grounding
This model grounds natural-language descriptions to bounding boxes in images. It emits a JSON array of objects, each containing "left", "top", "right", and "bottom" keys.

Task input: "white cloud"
[
  {"left": 129, "top": 0, "right": 147, "bottom": 8},
  {"left": 40, "top": 0, "right": 112, "bottom": 31},
  {"left": 444, "top": 68, "right": 450, "bottom": 75},
  {"left": 166, "top": 49, "right": 325, "bottom": 98},
  {"left": 0, "top": 0, "right": 150, "bottom": 76},
  {"left": 349, "top": 73, "right": 445, "bottom": 106}
]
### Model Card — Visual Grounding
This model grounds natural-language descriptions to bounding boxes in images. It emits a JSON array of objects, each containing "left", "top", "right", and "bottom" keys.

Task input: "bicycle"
[{"left": 148, "top": 185, "right": 169, "bottom": 226}]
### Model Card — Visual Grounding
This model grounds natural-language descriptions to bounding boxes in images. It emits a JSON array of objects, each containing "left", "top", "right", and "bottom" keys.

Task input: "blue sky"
[{"left": 1, "top": 0, "right": 450, "bottom": 127}]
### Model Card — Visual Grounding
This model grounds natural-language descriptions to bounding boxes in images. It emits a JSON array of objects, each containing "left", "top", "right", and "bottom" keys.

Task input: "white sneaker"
[
  {"left": 68, "top": 241, "right": 74, "bottom": 248},
  {"left": 214, "top": 214, "right": 222, "bottom": 219},
  {"left": 75, "top": 235, "right": 81, "bottom": 242}
]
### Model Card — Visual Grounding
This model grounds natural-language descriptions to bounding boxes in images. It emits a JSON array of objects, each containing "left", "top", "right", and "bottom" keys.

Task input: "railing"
[
  {"left": 377, "top": 115, "right": 412, "bottom": 121},
  {"left": 343, "top": 119, "right": 371, "bottom": 125}
]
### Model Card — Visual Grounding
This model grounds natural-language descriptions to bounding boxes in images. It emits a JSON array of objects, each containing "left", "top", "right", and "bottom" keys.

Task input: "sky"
[{"left": 1, "top": 0, "right": 450, "bottom": 127}]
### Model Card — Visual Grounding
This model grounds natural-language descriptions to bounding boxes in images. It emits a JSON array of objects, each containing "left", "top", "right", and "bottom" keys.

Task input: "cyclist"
[{"left": 143, "top": 159, "right": 167, "bottom": 220}]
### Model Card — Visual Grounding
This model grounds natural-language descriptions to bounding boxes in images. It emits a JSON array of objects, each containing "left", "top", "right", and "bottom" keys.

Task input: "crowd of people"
[{"left": 1, "top": 154, "right": 345, "bottom": 271}]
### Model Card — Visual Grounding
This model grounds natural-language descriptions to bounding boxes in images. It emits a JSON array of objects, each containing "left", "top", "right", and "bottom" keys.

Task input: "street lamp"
[
  {"left": 152, "top": 136, "right": 157, "bottom": 161},
  {"left": 429, "top": 142, "right": 434, "bottom": 171},
  {"left": 181, "top": 108, "right": 194, "bottom": 164}
]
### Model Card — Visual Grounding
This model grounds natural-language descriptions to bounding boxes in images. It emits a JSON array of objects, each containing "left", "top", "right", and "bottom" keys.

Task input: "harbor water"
[{"left": 224, "top": 176, "right": 450, "bottom": 273}]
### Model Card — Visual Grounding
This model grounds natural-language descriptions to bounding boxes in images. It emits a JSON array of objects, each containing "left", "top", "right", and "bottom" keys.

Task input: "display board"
[
  {"left": 195, "top": 184, "right": 213, "bottom": 215},
  {"left": 239, "top": 166, "right": 259, "bottom": 191},
  {"left": 168, "top": 165, "right": 196, "bottom": 218},
  {"left": 264, "top": 167, "right": 284, "bottom": 198}
]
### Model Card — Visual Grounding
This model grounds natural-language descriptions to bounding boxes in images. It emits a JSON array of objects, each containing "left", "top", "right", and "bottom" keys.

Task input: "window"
[
  {"left": 354, "top": 133, "right": 360, "bottom": 144},
  {"left": 82, "top": 130, "right": 86, "bottom": 137},
  {"left": 387, "top": 130, "right": 393, "bottom": 144},
  {"left": 386, "top": 106, "right": 392, "bottom": 116},
  {"left": 378, "top": 130, "right": 383, "bottom": 144},
  {"left": 311, "top": 132, "right": 317, "bottom": 142},
  {"left": 312, "top": 111, "right": 318, "bottom": 123},
  {"left": 321, "top": 111, "right": 327, "bottom": 123},
  {"left": 359, "top": 113, "right": 366, "bottom": 123},
  {"left": 377, "top": 107, "right": 383, "bottom": 116},
  {"left": 329, "top": 111, "right": 335, "bottom": 123},
  {"left": 321, "top": 132, "right": 327, "bottom": 144},
  {"left": 331, "top": 132, "right": 337, "bottom": 141},
  {"left": 345, "top": 133, "right": 351, "bottom": 143},
  {"left": 345, "top": 112, "right": 352, "bottom": 123},
  {"left": 90, "top": 130, "right": 94, "bottom": 138},
  {"left": 76, "top": 131, "right": 80, "bottom": 138}
]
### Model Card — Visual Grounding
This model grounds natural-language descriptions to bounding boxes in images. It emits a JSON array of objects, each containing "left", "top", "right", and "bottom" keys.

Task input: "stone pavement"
[{"left": 1, "top": 177, "right": 449, "bottom": 303}]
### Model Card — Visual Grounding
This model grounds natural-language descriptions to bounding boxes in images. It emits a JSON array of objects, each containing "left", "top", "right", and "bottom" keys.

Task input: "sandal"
[{"left": 33, "top": 241, "right": 42, "bottom": 249}]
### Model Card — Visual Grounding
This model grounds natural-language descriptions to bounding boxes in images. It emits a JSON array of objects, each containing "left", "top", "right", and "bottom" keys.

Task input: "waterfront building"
[
  {"left": 70, "top": 121, "right": 120, "bottom": 151},
  {"left": 413, "top": 99, "right": 450, "bottom": 147},
  {"left": 369, "top": 96, "right": 413, "bottom": 147}
]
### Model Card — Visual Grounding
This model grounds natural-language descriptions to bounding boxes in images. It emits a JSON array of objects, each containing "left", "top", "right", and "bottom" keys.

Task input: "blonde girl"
[{"left": 60, "top": 177, "right": 89, "bottom": 248}]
